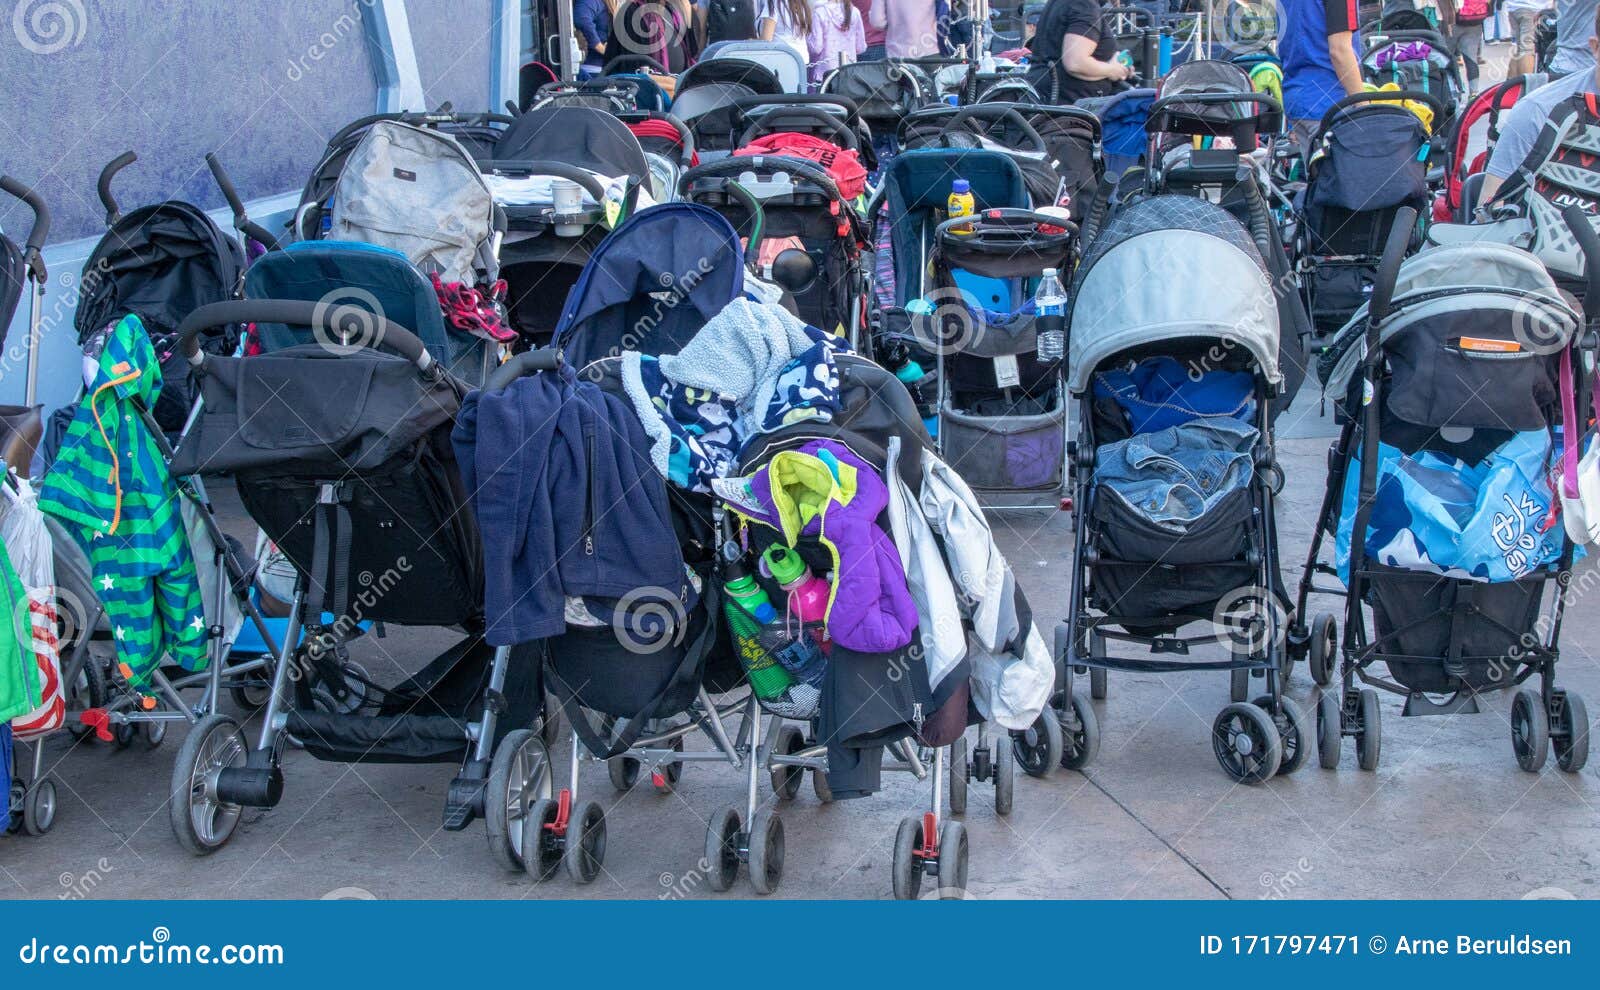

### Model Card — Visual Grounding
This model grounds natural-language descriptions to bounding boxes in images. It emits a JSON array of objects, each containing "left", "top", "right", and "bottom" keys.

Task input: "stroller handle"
[
  {"left": 0, "top": 176, "right": 50, "bottom": 277},
  {"left": 98, "top": 151, "right": 137, "bottom": 224},
  {"left": 618, "top": 111, "right": 696, "bottom": 167},
  {"left": 1317, "top": 89, "right": 1447, "bottom": 133},
  {"left": 1563, "top": 205, "right": 1600, "bottom": 326},
  {"left": 205, "top": 152, "right": 282, "bottom": 251},
  {"left": 944, "top": 103, "right": 1048, "bottom": 155},
  {"left": 1366, "top": 206, "right": 1418, "bottom": 333},
  {"left": 486, "top": 349, "right": 564, "bottom": 390},
  {"left": 177, "top": 300, "right": 432, "bottom": 370},
  {"left": 601, "top": 53, "right": 669, "bottom": 77},
  {"left": 485, "top": 160, "right": 610, "bottom": 204},
  {"left": 680, "top": 154, "right": 844, "bottom": 207}
]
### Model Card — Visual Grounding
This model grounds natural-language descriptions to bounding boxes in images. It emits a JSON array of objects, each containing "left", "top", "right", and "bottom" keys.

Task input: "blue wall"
[{"left": 0, "top": 0, "right": 506, "bottom": 415}]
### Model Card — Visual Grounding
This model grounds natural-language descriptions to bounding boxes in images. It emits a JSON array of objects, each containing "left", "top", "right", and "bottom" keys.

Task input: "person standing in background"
[
  {"left": 1505, "top": 0, "right": 1553, "bottom": 76},
  {"left": 1277, "top": 0, "right": 1365, "bottom": 148},
  {"left": 1441, "top": 0, "right": 1493, "bottom": 94},
  {"left": 869, "top": 0, "right": 940, "bottom": 58},
  {"left": 575, "top": 0, "right": 619, "bottom": 76},
  {"left": 1024, "top": 0, "right": 1131, "bottom": 103},
  {"left": 760, "top": 0, "right": 815, "bottom": 67},
  {"left": 851, "top": 0, "right": 889, "bottom": 58},
  {"left": 1551, "top": 0, "right": 1600, "bottom": 74},
  {"left": 809, "top": 0, "right": 868, "bottom": 82}
]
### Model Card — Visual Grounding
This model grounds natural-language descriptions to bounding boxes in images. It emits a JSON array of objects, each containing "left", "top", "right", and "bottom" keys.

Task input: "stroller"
[
  {"left": 486, "top": 104, "right": 650, "bottom": 346},
  {"left": 165, "top": 270, "right": 551, "bottom": 861},
  {"left": 874, "top": 148, "right": 1075, "bottom": 503},
  {"left": 821, "top": 59, "right": 937, "bottom": 168},
  {"left": 1297, "top": 90, "right": 1439, "bottom": 337},
  {"left": 1358, "top": 9, "right": 1463, "bottom": 123},
  {"left": 671, "top": 60, "right": 788, "bottom": 160},
  {"left": 1436, "top": 75, "right": 1542, "bottom": 223},
  {"left": 1056, "top": 194, "right": 1299, "bottom": 783},
  {"left": 1299, "top": 211, "right": 1589, "bottom": 773}
]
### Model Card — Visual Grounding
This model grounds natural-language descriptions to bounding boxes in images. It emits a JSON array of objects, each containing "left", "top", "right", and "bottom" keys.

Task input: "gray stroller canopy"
[
  {"left": 1068, "top": 195, "right": 1280, "bottom": 391},
  {"left": 1322, "top": 241, "right": 1580, "bottom": 399}
]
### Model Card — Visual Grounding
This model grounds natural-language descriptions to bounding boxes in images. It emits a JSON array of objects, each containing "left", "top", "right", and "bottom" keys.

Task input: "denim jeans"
[{"left": 1094, "top": 417, "right": 1258, "bottom": 531}]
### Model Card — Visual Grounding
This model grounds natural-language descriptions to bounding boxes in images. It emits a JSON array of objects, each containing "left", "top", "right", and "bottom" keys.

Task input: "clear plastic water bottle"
[{"left": 1035, "top": 267, "right": 1067, "bottom": 363}]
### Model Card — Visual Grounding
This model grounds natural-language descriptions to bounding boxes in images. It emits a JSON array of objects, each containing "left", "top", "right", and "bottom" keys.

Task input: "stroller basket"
[{"left": 941, "top": 398, "right": 1065, "bottom": 493}]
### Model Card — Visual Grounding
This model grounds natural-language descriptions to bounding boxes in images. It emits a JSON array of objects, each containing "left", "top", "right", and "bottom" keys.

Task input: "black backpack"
[{"left": 705, "top": 0, "right": 758, "bottom": 45}]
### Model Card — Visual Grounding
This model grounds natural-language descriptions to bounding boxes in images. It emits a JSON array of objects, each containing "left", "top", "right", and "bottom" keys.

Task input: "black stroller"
[
  {"left": 1298, "top": 209, "right": 1590, "bottom": 773},
  {"left": 1056, "top": 194, "right": 1300, "bottom": 783},
  {"left": 1297, "top": 91, "right": 1440, "bottom": 337},
  {"left": 165, "top": 288, "right": 547, "bottom": 863}
]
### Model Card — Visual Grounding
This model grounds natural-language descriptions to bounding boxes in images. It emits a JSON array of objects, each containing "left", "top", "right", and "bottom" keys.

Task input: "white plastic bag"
[{"left": 2, "top": 478, "right": 63, "bottom": 740}]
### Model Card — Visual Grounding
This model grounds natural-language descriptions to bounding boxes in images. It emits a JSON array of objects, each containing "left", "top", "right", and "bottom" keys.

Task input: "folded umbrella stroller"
[
  {"left": 1056, "top": 194, "right": 1299, "bottom": 783},
  {"left": 1298, "top": 213, "right": 1589, "bottom": 773},
  {"left": 163, "top": 265, "right": 550, "bottom": 862}
]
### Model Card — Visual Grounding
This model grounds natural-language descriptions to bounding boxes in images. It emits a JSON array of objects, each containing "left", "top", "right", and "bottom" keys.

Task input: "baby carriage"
[
  {"left": 671, "top": 60, "right": 787, "bottom": 160},
  {"left": 1299, "top": 210, "right": 1589, "bottom": 773},
  {"left": 1297, "top": 90, "right": 1440, "bottom": 337},
  {"left": 486, "top": 104, "right": 650, "bottom": 346},
  {"left": 898, "top": 104, "right": 1068, "bottom": 211},
  {"left": 1358, "top": 9, "right": 1463, "bottom": 123},
  {"left": 821, "top": 60, "right": 937, "bottom": 168},
  {"left": 699, "top": 39, "right": 809, "bottom": 94},
  {"left": 1056, "top": 194, "right": 1300, "bottom": 783},
  {"left": 162, "top": 251, "right": 548, "bottom": 860},
  {"left": 1436, "top": 75, "right": 1542, "bottom": 223}
]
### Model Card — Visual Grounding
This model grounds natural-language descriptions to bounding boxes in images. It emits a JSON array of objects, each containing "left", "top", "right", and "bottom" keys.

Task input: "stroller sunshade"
[{"left": 493, "top": 105, "right": 649, "bottom": 180}]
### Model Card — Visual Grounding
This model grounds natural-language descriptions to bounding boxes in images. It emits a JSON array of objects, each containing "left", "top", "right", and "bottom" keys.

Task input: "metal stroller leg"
[
  {"left": 892, "top": 743, "right": 969, "bottom": 899},
  {"left": 705, "top": 693, "right": 784, "bottom": 895}
]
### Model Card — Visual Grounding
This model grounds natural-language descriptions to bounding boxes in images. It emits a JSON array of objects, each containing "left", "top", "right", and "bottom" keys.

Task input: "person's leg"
[
  {"left": 1455, "top": 24, "right": 1483, "bottom": 92},
  {"left": 1510, "top": 10, "right": 1537, "bottom": 76}
]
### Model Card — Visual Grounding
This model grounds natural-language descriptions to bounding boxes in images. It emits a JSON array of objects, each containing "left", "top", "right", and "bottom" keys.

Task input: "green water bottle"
[{"left": 723, "top": 562, "right": 793, "bottom": 699}]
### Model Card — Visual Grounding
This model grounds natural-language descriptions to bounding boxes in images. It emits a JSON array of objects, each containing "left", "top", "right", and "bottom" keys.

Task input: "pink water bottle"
[{"left": 763, "top": 546, "right": 829, "bottom": 623}]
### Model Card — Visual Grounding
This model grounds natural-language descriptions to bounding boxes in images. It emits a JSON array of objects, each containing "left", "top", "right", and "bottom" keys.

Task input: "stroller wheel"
[
  {"left": 936, "top": 821, "right": 969, "bottom": 900},
  {"left": 229, "top": 661, "right": 274, "bottom": 713},
  {"left": 1255, "top": 695, "right": 1308, "bottom": 776},
  {"left": 747, "top": 808, "right": 784, "bottom": 895},
  {"left": 1308, "top": 614, "right": 1338, "bottom": 687},
  {"left": 607, "top": 756, "right": 641, "bottom": 792},
  {"left": 1553, "top": 691, "right": 1590, "bottom": 773},
  {"left": 486, "top": 730, "right": 552, "bottom": 873},
  {"left": 891, "top": 814, "right": 925, "bottom": 901},
  {"left": 811, "top": 767, "right": 834, "bottom": 804},
  {"left": 1229, "top": 669, "right": 1251, "bottom": 704},
  {"left": 143, "top": 719, "right": 167, "bottom": 750},
  {"left": 705, "top": 804, "right": 742, "bottom": 892},
  {"left": 1212, "top": 703, "right": 1282, "bottom": 784},
  {"left": 21, "top": 777, "right": 57, "bottom": 836},
  {"left": 993, "top": 734, "right": 1015, "bottom": 816},
  {"left": 1058, "top": 692, "right": 1100, "bottom": 771},
  {"left": 66, "top": 659, "right": 106, "bottom": 740},
  {"left": 1511, "top": 688, "right": 1550, "bottom": 773},
  {"left": 563, "top": 800, "right": 606, "bottom": 884},
  {"left": 652, "top": 737, "right": 685, "bottom": 794},
  {"left": 112, "top": 719, "right": 136, "bottom": 749},
  {"left": 947, "top": 738, "right": 969, "bottom": 815},
  {"left": 7, "top": 780, "right": 24, "bottom": 834},
  {"left": 770, "top": 725, "right": 806, "bottom": 800},
  {"left": 1316, "top": 690, "right": 1342, "bottom": 769},
  {"left": 1088, "top": 631, "right": 1108, "bottom": 700},
  {"left": 1356, "top": 689, "right": 1383, "bottom": 772},
  {"left": 169, "top": 714, "right": 247, "bottom": 855},
  {"left": 1014, "top": 711, "right": 1063, "bottom": 778},
  {"left": 519, "top": 798, "right": 564, "bottom": 880}
]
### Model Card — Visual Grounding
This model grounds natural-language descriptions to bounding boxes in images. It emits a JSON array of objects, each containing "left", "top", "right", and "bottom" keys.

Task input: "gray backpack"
[{"left": 329, "top": 121, "right": 496, "bottom": 285}]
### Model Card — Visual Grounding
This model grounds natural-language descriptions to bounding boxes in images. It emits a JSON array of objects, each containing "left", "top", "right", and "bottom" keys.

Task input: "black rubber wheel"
[
  {"left": 229, "top": 661, "right": 274, "bottom": 713},
  {"left": 948, "top": 737, "right": 969, "bottom": 815},
  {"left": 771, "top": 724, "right": 806, "bottom": 800},
  {"left": 1356, "top": 689, "right": 1383, "bottom": 772},
  {"left": 1308, "top": 613, "right": 1337, "bottom": 687},
  {"left": 1212, "top": 703, "right": 1282, "bottom": 783},
  {"left": 1058, "top": 692, "right": 1100, "bottom": 770},
  {"left": 1511, "top": 687, "right": 1549, "bottom": 773},
  {"left": 607, "top": 756, "right": 641, "bottom": 792},
  {"left": 994, "top": 734, "right": 1015, "bottom": 816},
  {"left": 747, "top": 807, "right": 784, "bottom": 895},
  {"left": 1316, "top": 690, "right": 1342, "bottom": 769},
  {"left": 563, "top": 800, "right": 606, "bottom": 884},
  {"left": 705, "top": 804, "right": 742, "bottom": 892},
  {"left": 486, "top": 730, "right": 552, "bottom": 873},
  {"left": 937, "top": 820, "right": 969, "bottom": 899},
  {"left": 66, "top": 659, "right": 106, "bottom": 740},
  {"left": 1554, "top": 691, "right": 1590, "bottom": 773},
  {"left": 1255, "top": 695, "right": 1307, "bottom": 776},
  {"left": 21, "top": 777, "right": 57, "bottom": 836},
  {"left": 1013, "top": 710, "right": 1063, "bottom": 778},
  {"left": 652, "top": 736, "right": 684, "bottom": 794},
  {"left": 520, "top": 798, "right": 564, "bottom": 880},
  {"left": 112, "top": 719, "right": 135, "bottom": 749},
  {"left": 1230, "top": 668, "right": 1251, "bottom": 703},
  {"left": 142, "top": 719, "right": 166, "bottom": 750},
  {"left": 891, "top": 814, "right": 924, "bottom": 900},
  {"left": 168, "top": 714, "right": 247, "bottom": 856},
  {"left": 812, "top": 766, "right": 834, "bottom": 803}
]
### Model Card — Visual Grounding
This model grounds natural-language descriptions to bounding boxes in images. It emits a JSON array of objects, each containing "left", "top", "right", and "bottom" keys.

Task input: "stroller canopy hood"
[
  {"left": 1069, "top": 196, "right": 1280, "bottom": 391},
  {"left": 553, "top": 203, "right": 745, "bottom": 368},
  {"left": 677, "top": 58, "right": 785, "bottom": 97},
  {"left": 74, "top": 201, "right": 244, "bottom": 343},
  {"left": 882, "top": 148, "right": 1028, "bottom": 212},
  {"left": 1322, "top": 242, "right": 1580, "bottom": 399},
  {"left": 493, "top": 105, "right": 649, "bottom": 179}
]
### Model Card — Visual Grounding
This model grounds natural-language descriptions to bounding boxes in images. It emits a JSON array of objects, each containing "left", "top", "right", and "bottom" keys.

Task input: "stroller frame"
[{"left": 1292, "top": 208, "right": 1592, "bottom": 774}]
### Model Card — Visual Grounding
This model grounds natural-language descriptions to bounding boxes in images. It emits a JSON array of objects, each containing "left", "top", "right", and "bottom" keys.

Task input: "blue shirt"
[{"left": 1277, "top": 0, "right": 1359, "bottom": 123}]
